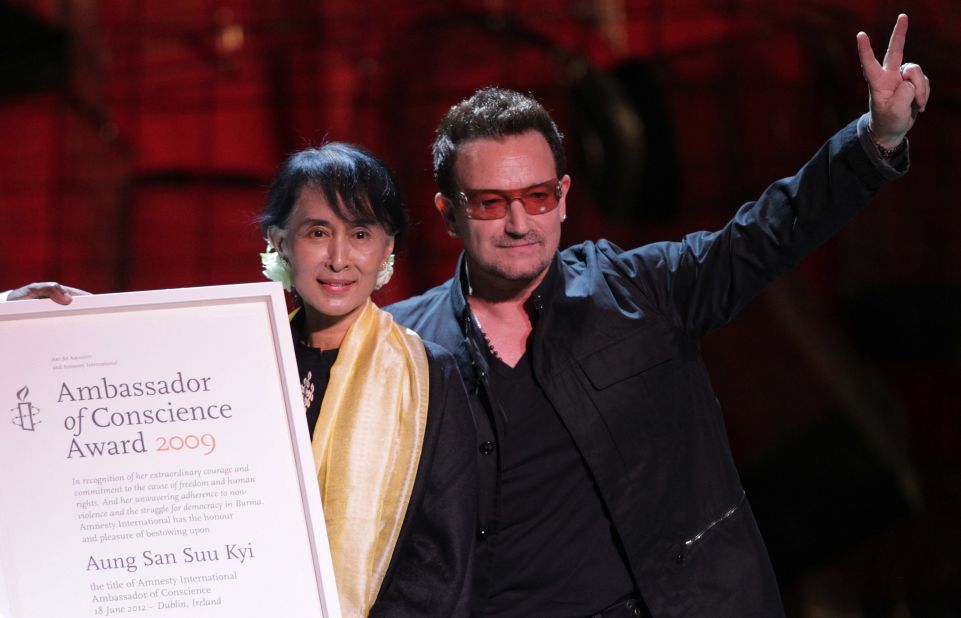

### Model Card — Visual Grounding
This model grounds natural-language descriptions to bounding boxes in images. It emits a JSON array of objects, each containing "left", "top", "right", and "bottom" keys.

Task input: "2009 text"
[{"left": 156, "top": 433, "right": 216, "bottom": 455}]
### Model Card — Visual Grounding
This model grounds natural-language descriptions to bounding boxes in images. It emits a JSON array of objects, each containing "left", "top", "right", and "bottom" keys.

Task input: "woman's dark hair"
[{"left": 259, "top": 142, "right": 408, "bottom": 242}]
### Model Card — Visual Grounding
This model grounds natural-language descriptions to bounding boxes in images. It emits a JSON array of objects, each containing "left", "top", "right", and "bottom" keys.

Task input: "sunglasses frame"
[{"left": 453, "top": 179, "right": 563, "bottom": 220}]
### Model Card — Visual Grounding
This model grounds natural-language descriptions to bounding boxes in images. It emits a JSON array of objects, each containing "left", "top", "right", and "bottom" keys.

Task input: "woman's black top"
[{"left": 288, "top": 312, "right": 476, "bottom": 616}]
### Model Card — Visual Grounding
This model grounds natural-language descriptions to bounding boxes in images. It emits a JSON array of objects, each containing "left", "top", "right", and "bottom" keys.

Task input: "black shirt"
[
  {"left": 290, "top": 315, "right": 339, "bottom": 436},
  {"left": 478, "top": 350, "right": 636, "bottom": 616}
]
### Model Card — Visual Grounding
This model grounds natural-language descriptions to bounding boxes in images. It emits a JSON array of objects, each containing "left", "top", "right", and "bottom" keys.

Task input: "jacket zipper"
[{"left": 675, "top": 491, "right": 746, "bottom": 564}]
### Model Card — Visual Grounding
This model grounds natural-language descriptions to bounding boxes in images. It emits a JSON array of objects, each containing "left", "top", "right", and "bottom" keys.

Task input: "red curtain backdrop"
[{"left": 2, "top": 0, "right": 960, "bottom": 610}]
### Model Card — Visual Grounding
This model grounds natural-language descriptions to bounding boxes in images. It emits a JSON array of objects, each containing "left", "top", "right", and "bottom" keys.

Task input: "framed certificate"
[{"left": 0, "top": 283, "right": 341, "bottom": 618}]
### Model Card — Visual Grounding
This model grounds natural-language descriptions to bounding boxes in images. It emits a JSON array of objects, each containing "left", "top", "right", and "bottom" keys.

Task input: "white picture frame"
[{"left": 0, "top": 282, "right": 340, "bottom": 618}]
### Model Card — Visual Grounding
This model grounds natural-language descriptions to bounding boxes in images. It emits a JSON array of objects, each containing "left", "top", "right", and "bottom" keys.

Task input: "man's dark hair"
[
  {"left": 259, "top": 142, "right": 408, "bottom": 242},
  {"left": 432, "top": 87, "right": 566, "bottom": 198}
]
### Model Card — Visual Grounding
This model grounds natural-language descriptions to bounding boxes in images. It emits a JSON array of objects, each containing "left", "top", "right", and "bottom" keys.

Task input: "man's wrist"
[
  {"left": 867, "top": 124, "right": 907, "bottom": 158},
  {"left": 874, "top": 136, "right": 908, "bottom": 158}
]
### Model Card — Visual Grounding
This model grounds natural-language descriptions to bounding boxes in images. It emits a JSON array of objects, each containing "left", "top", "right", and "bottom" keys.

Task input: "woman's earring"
[
  {"left": 260, "top": 238, "right": 293, "bottom": 291},
  {"left": 374, "top": 254, "right": 395, "bottom": 290}
]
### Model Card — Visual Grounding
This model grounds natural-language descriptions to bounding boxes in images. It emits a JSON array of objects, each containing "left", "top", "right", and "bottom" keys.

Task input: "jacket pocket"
[
  {"left": 674, "top": 491, "right": 747, "bottom": 565},
  {"left": 577, "top": 325, "right": 672, "bottom": 390},
  {"left": 572, "top": 325, "right": 677, "bottom": 470}
]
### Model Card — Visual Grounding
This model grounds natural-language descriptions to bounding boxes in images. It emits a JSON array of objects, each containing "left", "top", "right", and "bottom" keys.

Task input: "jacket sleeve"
[
  {"left": 370, "top": 342, "right": 477, "bottom": 617},
  {"left": 606, "top": 114, "right": 908, "bottom": 338}
]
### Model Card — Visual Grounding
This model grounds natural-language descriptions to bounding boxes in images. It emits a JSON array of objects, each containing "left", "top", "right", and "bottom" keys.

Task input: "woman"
[
  {"left": 5, "top": 143, "right": 475, "bottom": 617},
  {"left": 260, "top": 143, "right": 475, "bottom": 617}
]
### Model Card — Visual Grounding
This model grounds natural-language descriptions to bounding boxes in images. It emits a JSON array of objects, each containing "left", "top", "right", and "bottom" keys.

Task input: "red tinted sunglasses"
[{"left": 454, "top": 179, "right": 563, "bottom": 220}]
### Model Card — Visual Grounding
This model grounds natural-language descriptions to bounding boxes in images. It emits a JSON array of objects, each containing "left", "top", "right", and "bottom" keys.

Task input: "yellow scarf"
[{"left": 305, "top": 299, "right": 430, "bottom": 616}]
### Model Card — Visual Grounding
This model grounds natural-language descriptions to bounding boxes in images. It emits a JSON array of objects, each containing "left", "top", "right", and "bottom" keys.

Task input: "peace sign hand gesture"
[{"left": 857, "top": 14, "right": 930, "bottom": 150}]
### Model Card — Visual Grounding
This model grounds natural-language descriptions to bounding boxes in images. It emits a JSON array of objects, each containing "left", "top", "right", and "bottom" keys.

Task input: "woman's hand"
[{"left": 6, "top": 282, "right": 90, "bottom": 304}]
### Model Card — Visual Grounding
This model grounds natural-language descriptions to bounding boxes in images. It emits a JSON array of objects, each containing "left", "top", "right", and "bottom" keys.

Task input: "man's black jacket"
[{"left": 386, "top": 115, "right": 906, "bottom": 616}]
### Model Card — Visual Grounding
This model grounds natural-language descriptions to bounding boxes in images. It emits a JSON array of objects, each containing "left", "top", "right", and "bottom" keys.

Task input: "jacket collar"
[
  {"left": 449, "top": 252, "right": 470, "bottom": 326},
  {"left": 446, "top": 252, "right": 563, "bottom": 383},
  {"left": 449, "top": 251, "right": 563, "bottom": 318},
  {"left": 446, "top": 253, "right": 482, "bottom": 392}
]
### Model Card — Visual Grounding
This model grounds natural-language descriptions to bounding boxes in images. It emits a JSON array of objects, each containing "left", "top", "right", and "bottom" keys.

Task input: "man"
[
  {"left": 8, "top": 13, "right": 930, "bottom": 618},
  {"left": 385, "top": 14, "right": 929, "bottom": 617}
]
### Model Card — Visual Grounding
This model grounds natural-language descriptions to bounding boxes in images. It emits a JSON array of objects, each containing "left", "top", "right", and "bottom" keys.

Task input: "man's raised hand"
[{"left": 857, "top": 13, "right": 930, "bottom": 149}]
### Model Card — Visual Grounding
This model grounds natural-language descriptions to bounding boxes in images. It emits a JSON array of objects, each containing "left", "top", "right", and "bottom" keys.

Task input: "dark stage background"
[{"left": 2, "top": 1, "right": 959, "bottom": 615}]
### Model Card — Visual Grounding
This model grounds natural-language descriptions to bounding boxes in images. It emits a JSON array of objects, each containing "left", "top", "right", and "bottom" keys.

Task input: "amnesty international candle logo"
[{"left": 11, "top": 386, "right": 41, "bottom": 432}]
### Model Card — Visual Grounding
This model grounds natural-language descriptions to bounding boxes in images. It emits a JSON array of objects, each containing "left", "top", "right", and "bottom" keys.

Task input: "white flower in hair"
[
  {"left": 374, "top": 254, "right": 395, "bottom": 290},
  {"left": 260, "top": 239, "right": 293, "bottom": 291}
]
